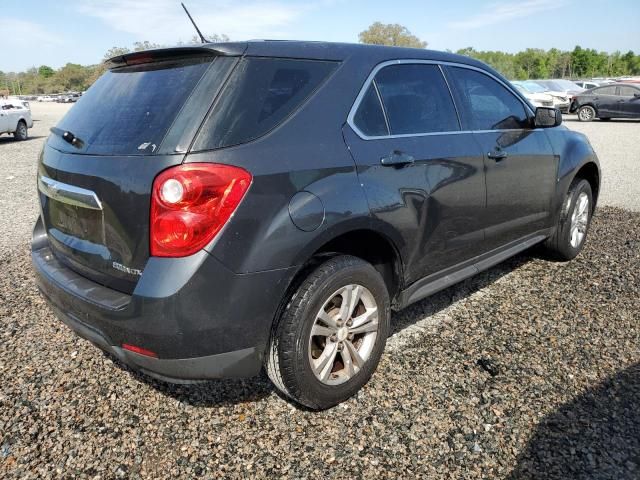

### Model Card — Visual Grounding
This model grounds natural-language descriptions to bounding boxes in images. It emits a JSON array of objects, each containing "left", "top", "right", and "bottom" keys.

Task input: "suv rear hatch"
[{"left": 38, "top": 50, "right": 238, "bottom": 293}]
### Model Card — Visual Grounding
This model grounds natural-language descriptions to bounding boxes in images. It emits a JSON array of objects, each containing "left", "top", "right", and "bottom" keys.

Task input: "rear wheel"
[
  {"left": 543, "top": 178, "right": 593, "bottom": 260},
  {"left": 577, "top": 105, "right": 596, "bottom": 122},
  {"left": 13, "top": 121, "right": 28, "bottom": 141},
  {"left": 266, "top": 255, "right": 390, "bottom": 410}
]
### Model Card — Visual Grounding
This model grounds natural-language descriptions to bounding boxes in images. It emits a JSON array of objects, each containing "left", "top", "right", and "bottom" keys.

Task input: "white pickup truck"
[{"left": 0, "top": 100, "right": 33, "bottom": 141}]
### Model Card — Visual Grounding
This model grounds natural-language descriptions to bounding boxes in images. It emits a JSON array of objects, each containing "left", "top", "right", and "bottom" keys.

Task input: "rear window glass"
[
  {"left": 193, "top": 58, "right": 337, "bottom": 150},
  {"left": 49, "top": 57, "right": 213, "bottom": 155}
]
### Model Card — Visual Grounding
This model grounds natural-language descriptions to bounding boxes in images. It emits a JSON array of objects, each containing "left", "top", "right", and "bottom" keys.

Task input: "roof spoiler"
[{"left": 105, "top": 43, "right": 248, "bottom": 68}]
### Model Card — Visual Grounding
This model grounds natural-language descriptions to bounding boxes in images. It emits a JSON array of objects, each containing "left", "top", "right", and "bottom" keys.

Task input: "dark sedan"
[{"left": 571, "top": 83, "right": 640, "bottom": 121}]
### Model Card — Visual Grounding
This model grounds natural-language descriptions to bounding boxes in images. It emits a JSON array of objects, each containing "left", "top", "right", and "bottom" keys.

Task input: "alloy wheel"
[
  {"left": 570, "top": 192, "right": 589, "bottom": 248},
  {"left": 308, "top": 284, "right": 379, "bottom": 385},
  {"left": 578, "top": 107, "right": 594, "bottom": 121}
]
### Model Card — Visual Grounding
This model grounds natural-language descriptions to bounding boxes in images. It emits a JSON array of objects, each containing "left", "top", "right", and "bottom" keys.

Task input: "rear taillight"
[{"left": 150, "top": 163, "right": 252, "bottom": 257}]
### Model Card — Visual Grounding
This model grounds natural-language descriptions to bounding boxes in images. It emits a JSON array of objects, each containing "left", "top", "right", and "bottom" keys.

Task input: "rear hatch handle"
[{"left": 38, "top": 176, "right": 103, "bottom": 211}]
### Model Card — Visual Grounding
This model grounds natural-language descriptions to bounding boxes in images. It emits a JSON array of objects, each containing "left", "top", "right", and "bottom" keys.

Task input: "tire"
[
  {"left": 266, "top": 255, "right": 390, "bottom": 410},
  {"left": 577, "top": 105, "right": 596, "bottom": 122},
  {"left": 13, "top": 121, "right": 28, "bottom": 141},
  {"left": 543, "top": 178, "right": 593, "bottom": 261}
]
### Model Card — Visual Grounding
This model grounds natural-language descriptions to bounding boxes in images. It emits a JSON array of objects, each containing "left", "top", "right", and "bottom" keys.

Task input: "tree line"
[{"left": 2, "top": 23, "right": 639, "bottom": 96}]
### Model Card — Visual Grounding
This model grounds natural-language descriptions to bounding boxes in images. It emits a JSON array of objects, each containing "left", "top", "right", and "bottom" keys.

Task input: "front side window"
[
  {"left": 373, "top": 64, "right": 460, "bottom": 135},
  {"left": 618, "top": 86, "right": 639, "bottom": 97},
  {"left": 446, "top": 67, "right": 529, "bottom": 130}
]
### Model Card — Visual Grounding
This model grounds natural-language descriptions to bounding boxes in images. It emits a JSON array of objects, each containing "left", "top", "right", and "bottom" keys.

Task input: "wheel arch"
[
  {"left": 578, "top": 103, "right": 598, "bottom": 117},
  {"left": 573, "top": 161, "right": 600, "bottom": 205}
]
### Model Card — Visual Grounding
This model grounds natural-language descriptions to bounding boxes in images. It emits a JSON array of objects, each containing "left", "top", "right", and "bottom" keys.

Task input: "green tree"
[
  {"left": 38, "top": 65, "right": 55, "bottom": 78},
  {"left": 56, "top": 63, "right": 90, "bottom": 91},
  {"left": 359, "top": 22, "right": 427, "bottom": 48}
]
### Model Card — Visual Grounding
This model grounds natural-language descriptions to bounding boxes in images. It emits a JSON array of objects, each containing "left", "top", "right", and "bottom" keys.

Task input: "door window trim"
[{"left": 347, "top": 59, "right": 535, "bottom": 141}]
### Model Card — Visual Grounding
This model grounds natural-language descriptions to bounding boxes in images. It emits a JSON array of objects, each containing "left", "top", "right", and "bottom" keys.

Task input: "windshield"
[
  {"left": 521, "top": 81, "right": 548, "bottom": 93},
  {"left": 49, "top": 57, "right": 215, "bottom": 155},
  {"left": 554, "top": 79, "right": 584, "bottom": 91}
]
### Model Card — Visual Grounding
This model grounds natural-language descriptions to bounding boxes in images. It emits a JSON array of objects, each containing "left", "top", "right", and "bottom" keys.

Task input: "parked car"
[
  {"left": 0, "top": 100, "right": 33, "bottom": 140},
  {"left": 574, "top": 80, "right": 601, "bottom": 90},
  {"left": 7, "top": 96, "right": 30, "bottom": 110},
  {"left": 32, "top": 41, "right": 600, "bottom": 409},
  {"left": 570, "top": 83, "right": 640, "bottom": 121},
  {"left": 511, "top": 81, "right": 555, "bottom": 108},
  {"left": 532, "top": 79, "right": 584, "bottom": 112}
]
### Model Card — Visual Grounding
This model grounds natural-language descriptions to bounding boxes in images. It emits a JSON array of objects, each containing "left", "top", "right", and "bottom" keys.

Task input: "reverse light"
[{"left": 150, "top": 163, "right": 252, "bottom": 257}]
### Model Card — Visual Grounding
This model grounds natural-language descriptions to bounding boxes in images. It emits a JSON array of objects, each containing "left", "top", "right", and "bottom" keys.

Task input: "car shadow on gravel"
[
  {"left": 0, "top": 135, "right": 47, "bottom": 144},
  {"left": 104, "top": 352, "right": 276, "bottom": 407},
  {"left": 508, "top": 362, "right": 640, "bottom": 480},
  {"left": 105, "top": 250, "right": 540, "bottom": 409}
]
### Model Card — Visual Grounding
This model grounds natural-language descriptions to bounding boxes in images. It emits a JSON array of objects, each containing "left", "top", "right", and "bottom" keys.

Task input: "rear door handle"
[
  {"left": 487, "top": 150, "right": 508, "bottom": 161},
  {"left": 380, "top": 150, "right": 415, "bottom": 167}
]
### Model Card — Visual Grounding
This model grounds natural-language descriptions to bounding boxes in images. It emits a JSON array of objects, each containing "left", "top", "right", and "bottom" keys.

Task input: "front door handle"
[
  {"left": 487, "top": 150, "right": 508, "bottom": 161},
  {"left": 380, "top": 150, "right": 415, "bottom": 167}
]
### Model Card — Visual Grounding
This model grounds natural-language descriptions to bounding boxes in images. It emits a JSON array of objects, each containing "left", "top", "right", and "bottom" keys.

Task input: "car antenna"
[{"left": 181, "top": 2, "right": 208, "bottom": 43}]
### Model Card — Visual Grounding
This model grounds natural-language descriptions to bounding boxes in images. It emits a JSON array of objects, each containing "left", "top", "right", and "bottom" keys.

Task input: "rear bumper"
[{"left": 32, "top": 217, "right": 297, "bottom": 382}]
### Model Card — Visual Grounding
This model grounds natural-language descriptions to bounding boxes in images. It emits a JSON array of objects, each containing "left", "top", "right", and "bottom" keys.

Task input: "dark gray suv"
[{"left": 32, "top": 41, "right": 600, "bottom": 409}]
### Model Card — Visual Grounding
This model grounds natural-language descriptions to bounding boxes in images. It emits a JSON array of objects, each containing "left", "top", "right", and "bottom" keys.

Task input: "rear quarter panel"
[{"left": 186, "top": 56, "right": 374, "bottom": 274}]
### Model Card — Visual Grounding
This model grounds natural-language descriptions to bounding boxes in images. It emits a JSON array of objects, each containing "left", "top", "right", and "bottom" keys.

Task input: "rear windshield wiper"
[{"left": 50, "top": 127, "right": 85, "bottom": 149}]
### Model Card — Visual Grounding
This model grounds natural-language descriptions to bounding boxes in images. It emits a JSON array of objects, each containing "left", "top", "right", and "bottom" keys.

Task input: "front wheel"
[
  {"left": 13, "top": 121, "right": 28, "bottom": 141},
  {"left": 577, "top": 105, "right": 596, "bottom": 122},
  {"left": 543, "top": 178, "right": 593, "bottom": 260},
  {"left": 266, "top": 255, "right": 390, "bottom": 410}
]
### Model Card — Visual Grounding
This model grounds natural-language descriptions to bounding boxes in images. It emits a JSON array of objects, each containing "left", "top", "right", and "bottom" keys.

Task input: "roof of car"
[{"left": 111, "top": 40, "right": 490, "bottom": 70}]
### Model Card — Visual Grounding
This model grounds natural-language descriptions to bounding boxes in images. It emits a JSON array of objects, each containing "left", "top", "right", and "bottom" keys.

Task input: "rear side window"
[
  {"left": 50, "top": 57, "right": 215, "bottom": 155},
  {"left": 595, "top": 86, "right": 616, "bottom": 95},
  {"left": 446, "top": 67, "right": 529, "bottom": 130},
  {"left": 194, "top": 58, "right": 337, "bottom": 150},
  {"left": 353, "top": 84, "right": 389, "bottom": 136},
  {"left": 374, "top": 64, "right": 459, "bottom": 135}
]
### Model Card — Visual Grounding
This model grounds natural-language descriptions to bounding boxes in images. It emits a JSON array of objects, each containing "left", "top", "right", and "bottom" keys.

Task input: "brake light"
[{"left": 150, "top": 163, "right": 252, "bottom": 257}]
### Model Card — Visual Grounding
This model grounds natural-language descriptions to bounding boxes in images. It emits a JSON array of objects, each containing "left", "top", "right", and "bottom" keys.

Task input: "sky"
[{"left": 2, "top": 0, "right": 639, "bottom": 72}]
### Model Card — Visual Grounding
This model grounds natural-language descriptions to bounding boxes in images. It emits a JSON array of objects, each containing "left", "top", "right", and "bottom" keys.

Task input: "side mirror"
[
  {"left": 534, "top": 107, "right": 562, "bottom": 128},
  {"left": 634, "top": 93, "right": 640, "bottom": 99}
]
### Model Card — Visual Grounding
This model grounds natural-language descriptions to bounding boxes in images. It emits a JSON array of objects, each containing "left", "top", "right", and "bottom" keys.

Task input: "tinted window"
[
  {"left": 195, "top": 58, "right": 337, "bottom": 150},
  {"left": 51, "top": 57, "right": 214, "bottom": 155},
  {"left": 618, "top": 86, "right": 639, "bottom": 97},
  {"left": 353, "top": 83, "right": 389, "bottom": 136},
  {"left": 446, "top": 67, "right": 529, "bottom": 130},
  {"left": 594, "top": 86, "right": 617, "bottom": 95},
  {"left": 374, "top": 64, "right": 459, "bottom": 135}
]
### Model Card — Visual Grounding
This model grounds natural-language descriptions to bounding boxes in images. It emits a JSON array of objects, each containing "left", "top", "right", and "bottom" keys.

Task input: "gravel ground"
[
  {"left": 565, "top": 115, "right": 640, "bottom": 211},
  {"left": 1, "top": 104, "right": 639, "bottom": 479}
]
